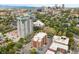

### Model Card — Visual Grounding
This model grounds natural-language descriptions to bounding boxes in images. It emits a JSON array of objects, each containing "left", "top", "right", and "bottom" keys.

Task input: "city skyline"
[{"left": 0, "top": 4, "right": 79, "bottom": 8}]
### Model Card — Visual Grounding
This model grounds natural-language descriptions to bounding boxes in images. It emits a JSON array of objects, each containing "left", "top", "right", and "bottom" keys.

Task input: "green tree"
[
  {"left": 30, "top": 48, "right": 37, "bottom": 54},
  {"left": 14, "top": 43, "right": 22, "bottom": 49},
  {"left": 68, "top": 37, "right": 74, "bottom": 50}
]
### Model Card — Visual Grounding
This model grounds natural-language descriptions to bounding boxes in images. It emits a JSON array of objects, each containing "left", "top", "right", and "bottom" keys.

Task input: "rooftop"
[
  {"left": 33, "top": 32, "right": 47, "bottom": 42},
  {"left": 49, "top": 42, "right": 68, "bottom": 51},
  {"left": 46, "top": 36, "right": 69, "bottom": 54},
  {"left": 5, "top": 30, "right": 20, "bottom": 42},
  {"left": 46, "top": 50, "right": 55, "bottom": 54},
  {"left": 76, "top": 24, "right": 79, "bottom": 27},
  {"left": 33, "top": 20, "right": 45, "bottom": 27},
  {"left": 53, "top": 36, "right": 69, "bottom": 45}
]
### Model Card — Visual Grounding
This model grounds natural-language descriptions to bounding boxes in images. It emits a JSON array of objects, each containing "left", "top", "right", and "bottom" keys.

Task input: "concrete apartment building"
[
  {"left": 46, "top": 36, "right": 69, "bottom": 54},
  {"left": 32, "top": 32, "right": 48, "bottom": 48},
  {"left": 16, "top": 12, "right": 34, "bottom": 38},
  {"left": 33, "top": 20, "right": 45, "bottom": 28}
]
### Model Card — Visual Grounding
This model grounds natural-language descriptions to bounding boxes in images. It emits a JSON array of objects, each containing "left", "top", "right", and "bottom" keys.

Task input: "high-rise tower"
[
  {"left": 17, "top": 13, "right": 34, "bottom": 38},
  {"left": 62, "top": 4, "right": 64, "bottom": 9}
]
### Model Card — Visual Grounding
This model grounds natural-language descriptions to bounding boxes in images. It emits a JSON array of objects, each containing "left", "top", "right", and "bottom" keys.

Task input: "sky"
[
  {"left": 0, "top": 0, "right": 79, "bottom": 7},
  {"left": 24, "top": 4, "right": 79, "bottom": 8},
  {"left": 1, "top": 4, "right": 79, "bottom": 8}
]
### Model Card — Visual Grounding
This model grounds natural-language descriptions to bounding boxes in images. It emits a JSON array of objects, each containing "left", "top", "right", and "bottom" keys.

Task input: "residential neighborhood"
[{"left": 0, "top": 4, "right": 79, "bottom": 54}]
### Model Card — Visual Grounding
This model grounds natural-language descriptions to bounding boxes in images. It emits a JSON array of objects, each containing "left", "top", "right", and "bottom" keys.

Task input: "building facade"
[
  {"left": 46, "top": 36, "right": 69, "bottom": 54},
  {"left": 17, "top": 13, "right": 34, "bottom": 38},
  {"left": 32, "top": 32, "right": 48, "bottom": 48}
]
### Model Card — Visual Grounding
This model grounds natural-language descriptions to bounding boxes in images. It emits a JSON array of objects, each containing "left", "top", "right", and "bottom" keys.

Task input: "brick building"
[{"left": 32, "top": 32, "right": 48, "bottom": 48}]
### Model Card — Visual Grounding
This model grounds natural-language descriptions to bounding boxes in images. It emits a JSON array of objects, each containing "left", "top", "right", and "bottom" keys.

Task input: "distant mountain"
[{"left": 0, "top": 5, "right": 35, "bottom": 9}]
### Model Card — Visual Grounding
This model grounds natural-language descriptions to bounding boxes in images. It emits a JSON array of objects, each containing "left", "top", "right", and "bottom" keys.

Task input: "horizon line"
[{"left": 0, "top": 4, "right": 79, "bottom": 8}]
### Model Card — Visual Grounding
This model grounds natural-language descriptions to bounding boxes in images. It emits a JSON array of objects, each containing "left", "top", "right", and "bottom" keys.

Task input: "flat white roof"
[
  {"left": 49, "top": 42, "right": 68, "bottom": 51},
  {"left": 76, "top": 24, "right": 79, "bottom": 27},
  {"left": 46, "top": 50, "right": 55, "bottom": 54},
  {"left": 53, "top": 36, "right": 69, "bottom": 45},
  {"left": 33, "top": 20, "right": 44, "bottom": 27},
  {"left": 33, "top": 32, "right": 47, "bottom": 42}
]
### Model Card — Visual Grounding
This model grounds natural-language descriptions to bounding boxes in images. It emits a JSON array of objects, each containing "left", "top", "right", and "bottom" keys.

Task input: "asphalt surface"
[{"left": 73, "top": 34, "right": 79, "bottom": 54}]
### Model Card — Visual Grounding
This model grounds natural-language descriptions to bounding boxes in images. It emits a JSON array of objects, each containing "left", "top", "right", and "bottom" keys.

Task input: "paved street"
[
  {"left": 73, "top": 40, "right": 78, "bottom": 54},
  {"left": 73, "top": 34, "right": 79, "bottom": 54},
  {"left": 74, "top": 34, "right": 79, "bottom": 41}
]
